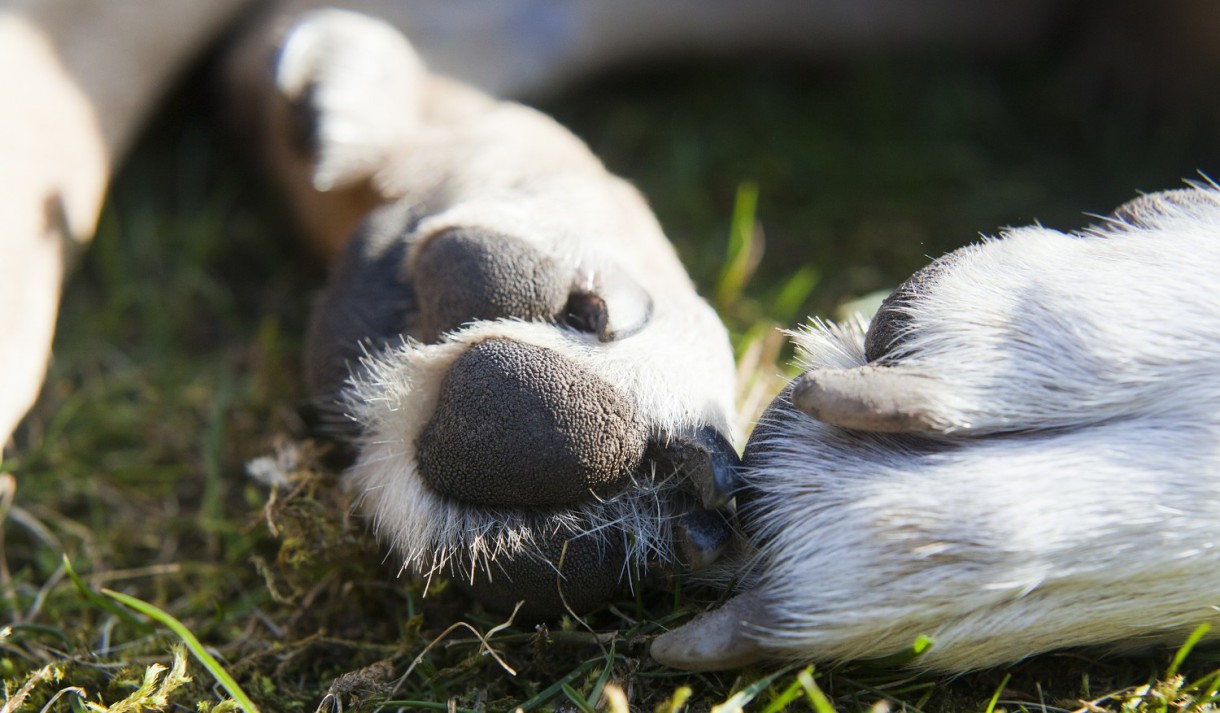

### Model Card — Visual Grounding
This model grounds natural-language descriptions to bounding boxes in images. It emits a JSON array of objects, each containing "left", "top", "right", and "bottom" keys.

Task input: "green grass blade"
[
  {"left": 1168, "top": 623, "right": 1212, "bottom": 679},
  {"left": 798, "top": 667, "right": 837, "bottom": 713},
  {"left": 1185, "top": 668, "right": 1220, "bottom": 710},
  {"left": 715, "top": 181, "right": 761, "bottom": 311},
  {"left": 860, "top": 634, "right": 935, "bottom": 668},
  {"left": 100, "top": 588, "right": 260, "bottom": 713},
  {"left": 515, "top": 658, "right": 601, "bottom": 711},
  {"left": 62, "top": 555, "right": 149, "bottom": 631},
  {"left": 759, "top": 674, "right": 805, "bottom": 713},
  {"left": 656, "top": 686, "right": 692, "bottom": 713},
  {"left": 983, "top": 672, "right": 1011, "bottom": 713},
  {"left": 585, "top": 642, "right": 616, "bottom": 709},
  {"left": 561, "top": 683, "right": 598, "bottom": 713},
  {"left": 710, "top": 663, "right": 799, "bottom": 713},
  {"left": 771, "top": 265, "right": 820, "bottom": 324}
]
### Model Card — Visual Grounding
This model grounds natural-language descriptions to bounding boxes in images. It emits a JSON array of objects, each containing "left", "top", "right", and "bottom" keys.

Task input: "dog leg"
[
  {"left": 655, "top": 186, "right": 1220, "bottom": 671},
  {"left": 0, "top": 1, "right": 247, "bottom": 450},
  {"left": 265, "top": 9, "right": 740, "bottom": 619}
]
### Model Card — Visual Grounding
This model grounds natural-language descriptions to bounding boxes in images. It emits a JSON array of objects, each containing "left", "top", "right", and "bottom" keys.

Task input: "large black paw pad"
[{"left": 417, "top": 338, "right": 648, "bottom": 507}]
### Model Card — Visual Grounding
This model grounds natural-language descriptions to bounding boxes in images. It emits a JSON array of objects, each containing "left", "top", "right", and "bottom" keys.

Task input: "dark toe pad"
[{"left": 411, "top": 227, "right": 569, "bottom": 341}]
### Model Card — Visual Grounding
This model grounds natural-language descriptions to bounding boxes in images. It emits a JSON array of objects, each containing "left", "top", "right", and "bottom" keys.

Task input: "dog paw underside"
[
  {"left": 654, "top": 186, "right": 1220, "bottom": 671},
  {"left": 279, "top": 10, "right": 740, "bottom": 620}
]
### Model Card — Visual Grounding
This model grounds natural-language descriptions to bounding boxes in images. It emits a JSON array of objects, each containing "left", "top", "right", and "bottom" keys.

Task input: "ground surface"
[{"left": 5, "top": 42, "right": 1220, "bottom": 712}]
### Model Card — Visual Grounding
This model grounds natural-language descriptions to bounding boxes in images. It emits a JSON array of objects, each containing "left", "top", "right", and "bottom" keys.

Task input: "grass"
[{"left": 5, "top": 44, "right": 1220, "bottom": 712}]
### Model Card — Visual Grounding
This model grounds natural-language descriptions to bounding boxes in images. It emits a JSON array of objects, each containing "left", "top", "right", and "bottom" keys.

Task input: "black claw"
[
  {"left": 698, "top": 427, "right": 743, "bottom": 509},
  {"left": 675, "top": 504, "right": 733, "bottom": 569},
  {"left": 565, "top": 265, "right": 654, "bottom": 342},
  {"left": 650, "top": 426, "right": 741, "bottom": 510}
]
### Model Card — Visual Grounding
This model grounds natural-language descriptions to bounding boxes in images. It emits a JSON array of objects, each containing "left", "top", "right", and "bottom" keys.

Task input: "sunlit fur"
[
  {"left": 859, "top": 185, "right": 1220, "bottom": 435},
  {"left": 282, "top": 9, "right": 1220, "bottom": 670},
  {"left": 722, "top": 186, "right": 1220, "bottom": 670}
]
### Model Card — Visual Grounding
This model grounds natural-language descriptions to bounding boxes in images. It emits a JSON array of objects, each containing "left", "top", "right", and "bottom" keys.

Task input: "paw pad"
[
  {"left": 411, "top": 227, "right": 568, "bottom": 342},
  {"left": 417, "top": 338, "right": 647, "bottom": 507}
]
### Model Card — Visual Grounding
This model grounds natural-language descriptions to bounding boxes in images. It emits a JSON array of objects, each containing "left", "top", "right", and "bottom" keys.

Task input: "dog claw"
[
  {"left": 652, "top": 425, "right": 741, "bottom": 510},
  {"left": 651, "top": 589, "right": 770, "bottom": 670},
  {"left": 790, "top": 365, "right": 942, "bottom": 433},
  {"left": 675, "top": 505, "right": 732, "bottom": 569},
  {"left": 566, "top": 265, "right": 654, "bottom": 342}
]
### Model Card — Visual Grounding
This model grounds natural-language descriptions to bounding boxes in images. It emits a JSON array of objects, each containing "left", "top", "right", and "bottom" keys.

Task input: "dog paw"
[
  {"left": 285, "top": 11, "right": 740, "bottom": 619},
  {"left": 307, "top": 207, "right": 738, "bottom": 619},
  {"left": 654, "top": 186, "right": 1220, "bottom": 671},
  {"left": 792, "top": 186, "right": 1220, "bottom": 435}
]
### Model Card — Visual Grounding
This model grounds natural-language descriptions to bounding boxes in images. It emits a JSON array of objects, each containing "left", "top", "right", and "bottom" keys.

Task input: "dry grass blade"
[{"left": 374, "top": 602, "right": 522, "bottom": 712}]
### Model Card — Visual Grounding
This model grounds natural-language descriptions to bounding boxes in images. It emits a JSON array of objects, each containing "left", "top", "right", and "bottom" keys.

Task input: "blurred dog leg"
[{"left": 0, "top": 0, "right": 248, "bottom": 451}]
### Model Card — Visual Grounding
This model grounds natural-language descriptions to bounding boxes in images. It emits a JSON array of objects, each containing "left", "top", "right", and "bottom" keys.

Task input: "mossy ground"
[{"left": 4, "top": 42, "right": 1220, "bottom": 712}]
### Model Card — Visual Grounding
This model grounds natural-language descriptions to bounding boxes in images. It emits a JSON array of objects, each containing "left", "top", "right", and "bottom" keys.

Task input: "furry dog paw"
[
  {"left": 789, "top": 186, "right": 1220, "bottom": 436},
  {"left": 274, "top": 10, "right": 739, "bottom": 619},
  {"left": 654, "top": 186, "right": 1220, "bottom": 671}
]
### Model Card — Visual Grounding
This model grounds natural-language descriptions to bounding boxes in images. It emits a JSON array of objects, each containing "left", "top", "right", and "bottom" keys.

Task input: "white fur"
[
  {"left": 863, "top": 186, "right": 1220, "bottom": 434},
  {"left": 276, "top": 8, "right": 428, "bottom": 192},
  {"left": 286, "top": 11, "right": 738, "bottom": 588},
  {"left": 671, "top": 186, "right": 1220, "bottom": 671},
  {"left": 281, "top": 10, "right": 1220, "bottom": 670}
]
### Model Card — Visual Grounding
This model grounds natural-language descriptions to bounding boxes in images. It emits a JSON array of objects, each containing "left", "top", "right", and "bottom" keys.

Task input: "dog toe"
[
  {"left": 461, "top": 522, "right": 629, "bottom": 621},
  {"left": 275, "top": 9, "right": 425, "bottom": 192},
  {"left": 410, "top": 227, "right": 569, "bottom": 342}
]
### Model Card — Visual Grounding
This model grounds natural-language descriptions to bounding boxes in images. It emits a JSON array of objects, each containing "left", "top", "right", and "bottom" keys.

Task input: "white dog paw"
[
  {"left": 655, "top": 186, "right": 1220, "bottom": 671},
  {"left": 305, "top": 203, "right": 739, "bottom": 619},
  {"left": 284, "top": 10, "right": 741, "bottom": 618},
  {"left": 794, "top": 186, "right": 1220, "bottom": 435}
]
